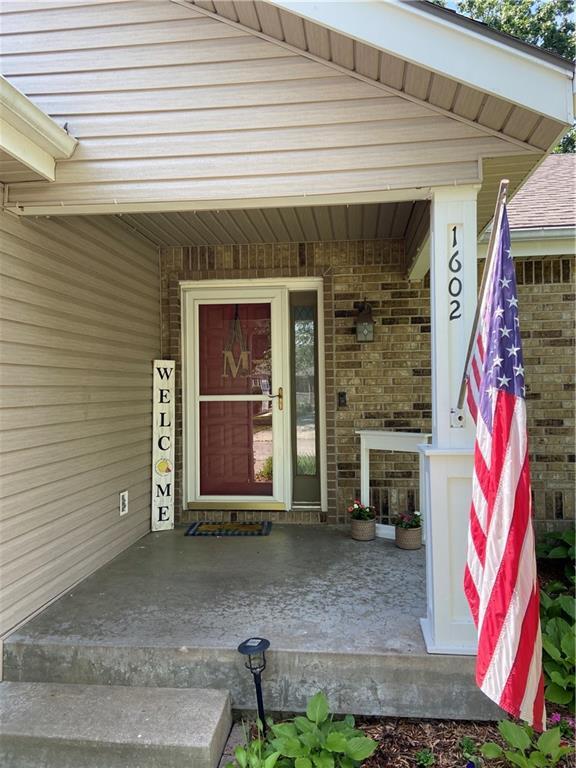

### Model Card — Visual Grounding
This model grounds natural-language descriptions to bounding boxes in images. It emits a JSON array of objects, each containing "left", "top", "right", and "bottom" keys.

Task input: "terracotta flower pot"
[
  {"left": 351, "top": 518, "right": 376, "bottom": 541},
  {"left": 395, "top": 526, "right": 422, "bottom": 550}
]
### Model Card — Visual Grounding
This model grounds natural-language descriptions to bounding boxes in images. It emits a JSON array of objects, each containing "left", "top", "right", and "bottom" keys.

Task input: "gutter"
[{"left": 0, "top": 76, "right": 77, "bottom": 182}]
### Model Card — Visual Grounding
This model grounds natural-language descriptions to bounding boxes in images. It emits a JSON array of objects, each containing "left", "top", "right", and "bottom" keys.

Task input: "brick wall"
[
  {"left": 160, "top": 244, "right": 574, "bottom": 530},
  {"left": 515, "top": 254, "right": 575, "bottom": 532},
  {"left": 160, "top": 240, "right": 431, "bottom": 525}
]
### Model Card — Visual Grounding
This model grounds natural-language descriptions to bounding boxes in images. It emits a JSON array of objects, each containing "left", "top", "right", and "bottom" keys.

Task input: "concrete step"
[
  {"left": 3, "top": 640, "right": 502, "bottom": 720},
  {"left": 0, "top": 682, "right": 232, "bottom": 768}
]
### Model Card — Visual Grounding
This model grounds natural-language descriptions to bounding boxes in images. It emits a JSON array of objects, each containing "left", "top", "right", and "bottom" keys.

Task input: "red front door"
[{"left": 197, "top": 302, "right": 275, "bottom": 497}]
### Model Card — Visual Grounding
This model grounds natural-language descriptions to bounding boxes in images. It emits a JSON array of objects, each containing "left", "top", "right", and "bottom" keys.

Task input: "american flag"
[{"left": 464, "top": 205, "right": 545, "bottom": 730}]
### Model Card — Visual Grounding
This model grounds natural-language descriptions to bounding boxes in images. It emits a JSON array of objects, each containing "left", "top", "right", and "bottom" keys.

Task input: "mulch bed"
[{"left": 358, "top": 715, "right": 576, "bottom": 767}]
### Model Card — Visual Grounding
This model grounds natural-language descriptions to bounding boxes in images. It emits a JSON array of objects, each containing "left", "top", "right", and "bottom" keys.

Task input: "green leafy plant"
[
  {"left": 414, "top": 747, "right": 436, "bottom": 766},
  {"left": 480, "top": 720, "right": 574, "bottom": 767},
  {"left": 549, "top": 712, "right": 576, "bottom": 740},
  {"left": 538, "top": 528, "right": 576, "bottom": 712},
  {"left": 256, "top": 456, "right": 273, "bottom": 481},
  {"left": 296, "top": 454, "right": 316, "bottom": 475},
  {"left": 236, "top": 692, "right": 377, "bottom": 768},
  {"left": 347, "top": 500, "right": 376, "bottom": 521},
  {"left": 258, "top": 454, "right": 317, "bottom": 480},
  {"left": 459, "top": 736, "right": 481, "bottom": 767},
  {"left": 541, "top": 614, "right": 576, "bottom": 710},
  {"left": 537, "top": 529, "right": 575, "bottom": 588},
  {"left": 392, "top": 510, "right": 421, "bottom": 529},
  {"left": 226, "top": 722, "right": 281, "bottom": 768}
]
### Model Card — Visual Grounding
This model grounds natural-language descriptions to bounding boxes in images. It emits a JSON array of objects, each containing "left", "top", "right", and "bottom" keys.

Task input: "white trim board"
[
  {"left": 7, "top": 187, "right": 434, "bottom": 218},
  {"left": 180, "top": 277, "right": 327, "bottom": 513}
]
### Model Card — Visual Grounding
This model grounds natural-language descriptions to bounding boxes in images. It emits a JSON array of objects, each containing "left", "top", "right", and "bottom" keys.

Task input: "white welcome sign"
[{"left": 151, "top": 360, "right": 175, "bottom": 531}]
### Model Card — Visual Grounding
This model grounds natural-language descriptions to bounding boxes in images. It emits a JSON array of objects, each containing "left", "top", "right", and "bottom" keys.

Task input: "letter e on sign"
[{"left": 151, "top": 360, "right": 175, "bottom": 531}]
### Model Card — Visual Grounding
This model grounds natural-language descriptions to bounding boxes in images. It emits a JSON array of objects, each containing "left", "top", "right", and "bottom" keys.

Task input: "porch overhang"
[
  {"left": 0, "top": 76, "right": 77, "bottom": 183},
  {"left": 2, "top": 0, "right": 572, "bottom": 219},
  {"left": 266, "top": 0, "right": 574, "bottom": 125}
]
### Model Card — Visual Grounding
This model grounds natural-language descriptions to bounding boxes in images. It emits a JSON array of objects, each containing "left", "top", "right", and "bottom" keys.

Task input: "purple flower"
[{"left": 550, "top": 713, "right": 562, "bottom": 724}]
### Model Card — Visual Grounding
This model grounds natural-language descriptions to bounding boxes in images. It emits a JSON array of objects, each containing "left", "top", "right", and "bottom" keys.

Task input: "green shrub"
[
  {"left": 538, "top": 528, "right": 576, "bottom": 713},
  {"left": 226, "top": 692, "right": 377, "bottom": 768},
  {"left": 537, "top": 529, "right": 575, "bottom": 588},
  {"left": 256, "top": 456, "right": 273, "bottom": 481},
  {"left": 480, "top": 720, "right": 573, "bottom": 767},
  {"left": 414, "top": 748, "right": 436, "bottom": 766}
]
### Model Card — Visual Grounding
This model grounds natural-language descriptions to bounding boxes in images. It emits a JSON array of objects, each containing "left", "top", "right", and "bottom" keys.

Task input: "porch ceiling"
[{"left": 118, "top": 200, "right": 430, "bottom": 255}]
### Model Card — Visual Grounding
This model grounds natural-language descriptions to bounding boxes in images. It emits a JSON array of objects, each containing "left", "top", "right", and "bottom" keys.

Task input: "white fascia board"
[
  {"left": 479, "top": 226, "right": 575, "bottom": 243},
  {"left": 6, "top": 186, "right": 433, "bottom": 217},
  {"left": 479, "top": 228, "right": 575, "bottom": 259},
  {"left": 0, "top": 76, "right": 77, "bottom": 180},
  {"left": 266, "top": 0, "right": 574, "bottom": 125},
  {"left": 411, "top": 228, "right": 575, "bottom": 280},
  {"left": 408, "top": 234, "right": 430, "bottom": 282}
]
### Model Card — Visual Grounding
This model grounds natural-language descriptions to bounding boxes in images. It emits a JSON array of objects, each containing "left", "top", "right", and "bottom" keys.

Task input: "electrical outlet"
[{"left": 119, "top": 490, "right": 129, "bottom": 516}]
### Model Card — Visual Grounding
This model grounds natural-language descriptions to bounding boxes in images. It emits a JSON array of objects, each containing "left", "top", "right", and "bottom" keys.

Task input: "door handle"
[{"left": 271, "top": 387, "right": 284, "bottom": 411}]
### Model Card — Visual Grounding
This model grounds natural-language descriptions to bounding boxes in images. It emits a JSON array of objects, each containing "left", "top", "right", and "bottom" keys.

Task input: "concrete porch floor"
[{"left": 4, "top": 525, "right": 500, "bottom": 720}]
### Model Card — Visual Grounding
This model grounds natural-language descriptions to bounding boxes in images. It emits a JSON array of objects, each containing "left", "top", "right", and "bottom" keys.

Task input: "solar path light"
[{"left": 237, "top": 637, "right": 270, "bottom": 733}]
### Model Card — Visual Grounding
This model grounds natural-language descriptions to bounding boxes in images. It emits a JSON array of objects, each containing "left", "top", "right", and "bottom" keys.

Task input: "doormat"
[{"left": 185, "top": 521, "right": 272, "bottom": 537}]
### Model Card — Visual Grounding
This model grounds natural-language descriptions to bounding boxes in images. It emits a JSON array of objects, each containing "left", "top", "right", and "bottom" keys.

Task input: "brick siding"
[
  {"left": 160, "top": 244, "right": 574, "bottom": 530},
  {"left": 516, "top": 255, "right": 575, "bottom": 531}
]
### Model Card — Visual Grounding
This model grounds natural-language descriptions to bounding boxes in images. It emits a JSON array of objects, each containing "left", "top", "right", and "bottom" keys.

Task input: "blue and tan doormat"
[{"left": 185, "top": 521, "right": 272, "bottom": 537}]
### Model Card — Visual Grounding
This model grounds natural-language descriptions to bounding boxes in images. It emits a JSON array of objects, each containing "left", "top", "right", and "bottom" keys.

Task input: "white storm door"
[{"left": 185, "top": 287, "right": 289, "bottom": 507}]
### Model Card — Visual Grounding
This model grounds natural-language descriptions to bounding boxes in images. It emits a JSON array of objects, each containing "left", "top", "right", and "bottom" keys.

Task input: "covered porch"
[
  {"left": 2, "top": 525, "right": 499, "bottom": 720},
  {"left": 1, "top": 3, "right": 574, "bottom": 743}
]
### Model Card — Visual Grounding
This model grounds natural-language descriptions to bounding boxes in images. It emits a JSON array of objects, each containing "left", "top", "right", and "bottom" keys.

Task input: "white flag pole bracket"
[{"left": 450, "top": 408, "right": 465, "bottom": 428}]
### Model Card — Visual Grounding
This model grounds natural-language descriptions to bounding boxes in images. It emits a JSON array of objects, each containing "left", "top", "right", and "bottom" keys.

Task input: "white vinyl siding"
[
  {"left": 0, "top": 210, "right": 159, "bottom": 637},
  {"left": 0, "top": 0, "right": 532, "bottom": 212}
]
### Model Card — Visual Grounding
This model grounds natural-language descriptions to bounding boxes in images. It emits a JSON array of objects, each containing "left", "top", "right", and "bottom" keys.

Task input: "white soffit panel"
[{"left": 266, "top": 0, "right": 574, "bottom": 125}]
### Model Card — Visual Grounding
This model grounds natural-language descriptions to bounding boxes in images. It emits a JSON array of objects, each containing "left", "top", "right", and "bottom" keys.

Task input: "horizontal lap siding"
[
  {"left": 0, "top": 211, "right": 160, "bottom": 636},
  {"left": 0, "top": 0, "right": 529, "bottom": 211}
]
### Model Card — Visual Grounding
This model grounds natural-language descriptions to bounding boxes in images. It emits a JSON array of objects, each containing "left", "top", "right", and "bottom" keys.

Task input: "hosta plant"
[
  {"left": 268, "top": 692, "right": 377, "bottom": 768},
  {"left": 541, "top": 614, "right": 575, "bottom": 711},
  {"left": 226, "top": 722, "right": 281, "bottom": 768},
  {"left": 480, "top": 720, "right": 574, "bottom": 767}
]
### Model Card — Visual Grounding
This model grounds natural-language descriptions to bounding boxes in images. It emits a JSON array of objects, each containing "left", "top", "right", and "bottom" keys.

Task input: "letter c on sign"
[{"left": 158, "top": 435, "right": 171, "bottom": 451}]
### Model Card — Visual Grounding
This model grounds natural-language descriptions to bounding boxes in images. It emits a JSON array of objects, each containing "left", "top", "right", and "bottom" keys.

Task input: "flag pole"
[{"left": 456, "top": 178, "right": 509, "bottom": 410}]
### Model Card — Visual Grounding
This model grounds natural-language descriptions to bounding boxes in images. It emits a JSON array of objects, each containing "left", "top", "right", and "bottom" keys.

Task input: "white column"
[{"left": 419, "top": 185, "right": 480, "bottom": 654}]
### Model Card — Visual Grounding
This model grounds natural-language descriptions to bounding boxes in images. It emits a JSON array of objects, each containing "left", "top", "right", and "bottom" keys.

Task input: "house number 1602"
[{"left": 448, "top": 225, "right": 462, "bottom": 320}]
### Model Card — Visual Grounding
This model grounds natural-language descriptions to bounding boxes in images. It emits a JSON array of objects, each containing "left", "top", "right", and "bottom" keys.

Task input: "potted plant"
[
  {"left": 348, "top": 499, "right": 376, "bottom": 541},
  {"left": 392, "top": 510, "right": 422, "bottom": 550}
]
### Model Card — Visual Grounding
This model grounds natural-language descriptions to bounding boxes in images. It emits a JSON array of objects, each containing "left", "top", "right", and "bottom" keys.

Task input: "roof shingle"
[{"left": 507, "top": 154, "right": 576, "bottom": 230}]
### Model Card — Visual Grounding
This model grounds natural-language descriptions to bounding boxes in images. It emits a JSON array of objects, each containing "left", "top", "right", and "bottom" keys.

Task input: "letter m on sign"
[{"left": 151, "top": 360, "right": 175, "bottom": 532}]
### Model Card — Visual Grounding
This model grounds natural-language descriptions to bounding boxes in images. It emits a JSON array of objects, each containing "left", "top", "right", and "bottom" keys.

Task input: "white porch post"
[{"left": 419, "top": 185, "right": 480, "bottom": 654}]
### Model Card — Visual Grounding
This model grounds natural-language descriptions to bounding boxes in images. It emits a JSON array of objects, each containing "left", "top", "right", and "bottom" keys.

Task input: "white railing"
[{"left": 356, "top": 430, "right": 432, "bottom": 540}]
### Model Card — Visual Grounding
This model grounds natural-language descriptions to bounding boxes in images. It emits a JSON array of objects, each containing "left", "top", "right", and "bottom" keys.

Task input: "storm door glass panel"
[
  {"left": 294, "top": 305, "right": 316, "bottom": 475},
  {"left": 290, "top": 292, "right": 321, "bottom": 504},
  {"left": 199, "top": 304, "right": 271, "bottom": 396},
  {"left": 198, "top": 303, "right": 273, "bottom": 496}
]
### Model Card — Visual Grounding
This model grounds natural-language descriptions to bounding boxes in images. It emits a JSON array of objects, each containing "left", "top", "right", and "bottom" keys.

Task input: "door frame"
[{"left": 181, "top": 278, "right": 327, "bottom": 513}]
